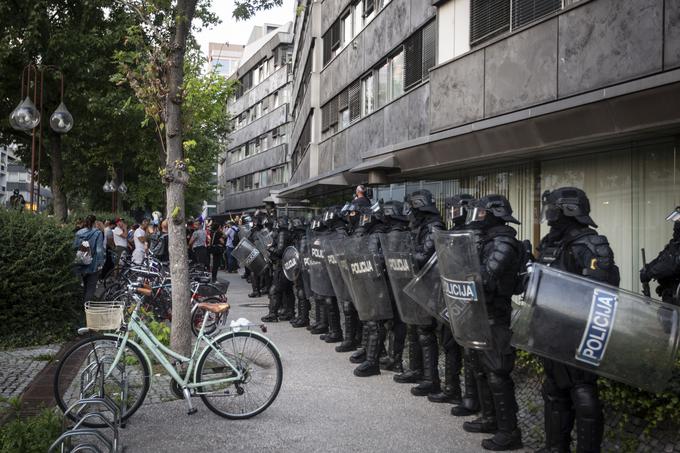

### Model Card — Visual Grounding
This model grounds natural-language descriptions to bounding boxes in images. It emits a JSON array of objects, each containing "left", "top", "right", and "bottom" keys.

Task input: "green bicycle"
[{"left": 53, "top": 283, "right": 283, "bottom": 424}]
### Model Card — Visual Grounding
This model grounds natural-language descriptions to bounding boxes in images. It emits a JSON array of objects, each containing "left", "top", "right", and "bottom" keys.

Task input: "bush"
[
  {"left": 0, "top": 209, "right": 82, "bottom": 347},
  {"left": 0, "top": 409, "right": 63, "bottom": 453}
]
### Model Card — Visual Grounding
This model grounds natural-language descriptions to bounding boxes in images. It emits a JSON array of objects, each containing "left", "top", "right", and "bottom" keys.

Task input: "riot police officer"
[
  {"left": 640, "top": 206, "right": 680, "bottom": 305},
  {"left": 462, "top": 194, "right": 523, "bottom": 451},
  {"left": 290, "top": 217, "right": 312, "bottom": 327},
  {"left": 261, "top": 216, "right": 295, "bottom": 322},
  {"left": 536, "top": 187, "right": 619, "bottom": 453},
  {"left": 428, "top": 195, "right": 475, "bottom": 406},
  {"left": 378, "top": 200, "right": 410, "bottom": 373},
  {"left": 402, "top": 189, "right": 443, "bottom": 396},
  {"left": 447, "top": 195, "right": 483, "bottom": 417},
  {"left": 324, "top": 204, "right": 361, "bottom": 352},
  {"left": 307, "top": 216, "right": 329, "bottom": 334},
  {"left": 247, "top": 212, "right": 271, "bottom": 298},
  {"left": 351, "top": 202, "right": 392, "bottom": 377}
]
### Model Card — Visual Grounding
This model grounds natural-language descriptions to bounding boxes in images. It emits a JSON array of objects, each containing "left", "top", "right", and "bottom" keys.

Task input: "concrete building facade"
[
  {"left": 218, "top": 0, "right": 680, "bottom": 293},
  {"left": 208, "top": 42, "right": 245, "bottom": 77},
  {"left": 217, "top": 22, "right": 294, "bottom": 214}
]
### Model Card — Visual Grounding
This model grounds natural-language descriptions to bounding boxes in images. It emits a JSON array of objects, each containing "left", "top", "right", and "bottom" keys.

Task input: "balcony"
[
  {"left": 228, "top": 104, "right": 289, "bottom": 150},
  {"left": 228, "top": 65, "right": 289, "bottom": 116},
  {"left": 222, "top": 144, "right": 288, "bottom": 182}
]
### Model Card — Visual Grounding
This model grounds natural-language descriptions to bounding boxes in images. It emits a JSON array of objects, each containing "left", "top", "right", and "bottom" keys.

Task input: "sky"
[{"left": 196, "top": 0, "right": 296, "bottom": 57}]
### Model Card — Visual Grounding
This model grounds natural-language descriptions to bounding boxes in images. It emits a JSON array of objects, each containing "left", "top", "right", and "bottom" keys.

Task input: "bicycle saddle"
[{"left": 196, "top": 302, "right": 230, "bottom": 314}]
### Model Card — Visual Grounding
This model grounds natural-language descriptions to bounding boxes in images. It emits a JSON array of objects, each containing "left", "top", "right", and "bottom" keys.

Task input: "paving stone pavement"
[{"left": 0, "top": 344, "right": 60, "bottom": 400}]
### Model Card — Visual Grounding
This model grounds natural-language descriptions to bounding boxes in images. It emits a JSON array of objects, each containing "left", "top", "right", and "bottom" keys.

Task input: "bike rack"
[{"left": 50, "top": 353, "right": 126, "bottom": 452}]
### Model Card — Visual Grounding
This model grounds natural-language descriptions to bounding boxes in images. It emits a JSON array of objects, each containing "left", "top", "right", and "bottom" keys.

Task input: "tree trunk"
[
  {"left": 49, "top": 134, "right": 67, "bottom": 222},
  {"left": 165, "top": 0, "right": 198, "bottom": 356}
]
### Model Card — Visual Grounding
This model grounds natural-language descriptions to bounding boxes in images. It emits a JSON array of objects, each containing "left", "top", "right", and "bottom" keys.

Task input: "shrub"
[
  {"left": 0, "top": 409, "right": 63, "bottom": 453},
  {"left": 0, "top": 209, "right": 82, "bottom": 347}
]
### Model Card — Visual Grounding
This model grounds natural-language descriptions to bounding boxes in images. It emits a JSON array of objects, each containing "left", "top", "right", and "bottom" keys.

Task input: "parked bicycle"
[{"left": 53, "top": 282, "right": 283, "bottom": 424}]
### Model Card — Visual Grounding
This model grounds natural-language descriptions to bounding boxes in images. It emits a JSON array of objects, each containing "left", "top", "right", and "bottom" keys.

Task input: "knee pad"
[
  {"left": 571, "top": 384, "right": 602, "bottom": 419},
  {"left": 487, "top": 371, "right": 513, "bottom": 393}
]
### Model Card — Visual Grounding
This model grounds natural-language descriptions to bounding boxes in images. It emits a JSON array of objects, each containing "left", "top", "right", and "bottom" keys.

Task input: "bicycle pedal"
[{"left": 187, "top": 408, "right": 198, "bottom": 415}]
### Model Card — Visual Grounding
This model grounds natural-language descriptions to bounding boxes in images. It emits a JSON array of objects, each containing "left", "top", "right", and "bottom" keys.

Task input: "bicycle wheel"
[
  {"left": 53, "top": 335, "right": 150, "bottom": 426},
  {"left": 191, "top": 297, "right": 223, "bottom": 337},
  {"left": 196, "top": 331, "right": 282, "bottom": 419}
]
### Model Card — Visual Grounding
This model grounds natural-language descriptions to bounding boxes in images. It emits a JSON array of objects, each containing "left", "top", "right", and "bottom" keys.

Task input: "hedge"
[{"left": 0, "top": 209, "right": 82, "bottom": 347}]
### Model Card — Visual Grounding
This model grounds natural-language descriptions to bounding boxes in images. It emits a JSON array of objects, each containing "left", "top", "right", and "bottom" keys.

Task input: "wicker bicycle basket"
[{"left": 84, "top": 301, "right": 125, "bottom": 331}]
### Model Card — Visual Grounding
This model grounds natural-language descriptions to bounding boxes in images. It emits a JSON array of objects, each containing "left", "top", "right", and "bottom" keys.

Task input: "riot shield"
[
  {"left": 282, "top": 246, "right": 301, "bottom": 282},
  {"left": 322, "top": 238, "right": 353, "bottom": 301},
  {"left": 232, "top": 238, "right": 268, "bottom": 275},
  {"left": 309, "top": 232, "right": 334, "bottom": 297},
  {"left": 379, "top": 231, "right": 432, "bottom": 326},
  {"left": 329, "top": 239, "right": 357, "bottom": 303},
  {"left": 299, "top": 233, "right": 313, "bottom": 298},
  {"left": 344, "top": 235, "right": 393, "bottom": 321},
  {"left": 511, "top": 263, "right": 680, "bottom": 392},
  {"left": 237, "top": 223, "right": 251, "bottom": 242},
  {"left": 434, "top": 230, "right": 493, "bottom": 350},
  {"left": 403, "top": 253, "right": 449, "bottom": 324},
  {"left": 254, "top": 230, "right": 273, "bottom": 261}
]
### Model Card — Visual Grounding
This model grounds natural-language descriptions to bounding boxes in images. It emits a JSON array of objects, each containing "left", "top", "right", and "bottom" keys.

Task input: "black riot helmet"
[
  {"left": 359, "top": 201, "right": 383, "bottom": 227},
  {"left": 445, "top": 194, "right": 475, "bottom": 226},
  {"left": 276, "top": 216, "right": 290, "bottom": 230},
  {"left": 290, "top": 217, "right": 306, "bottom": 232},
  {"left": 323, "top": 205, "right": 346, "bottom": 226},
  {"left": 342, "top": 201, "right": 362, "bottom": 228},
  {"left": 382, "top": 200, "right": 409, "bottom": 223},
  {"left": 541, "top": 187, "right": 597, "bottom": 227},
  {"left": 405, "top": 189, "right": 439, "bottom": 215},
  {"left": 467, "top": 194, "right": 520, "bottom": 226}
]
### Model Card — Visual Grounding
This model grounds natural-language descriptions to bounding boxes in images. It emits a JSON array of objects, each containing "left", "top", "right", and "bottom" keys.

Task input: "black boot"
[
  {"left": 248, "top": 291, "right": 261, "bottom": 298},
  {"left": 452, "top": 349, "right": 481, "bottom": 416},
  {"left": 572, "top": 384, "right": 603, "bottom": 453},
  {"left": 539, "top": 393, "right": 573, "bottom": 453},
  {"left": 310, "top": 302, "right": 329, "bottom": 334},
  {"left": 354, "top": 321, "right": 383, "bottom": 377},
  {"left": 324, "top": 299, "right": 343, "bottom": 343},
  {"left": 336, "top": 302, "right": 359, "bottom": 352},
  {"left": 411, "top": 327, "right": 440, "bottom": 396},
  {"left": 463, "top": 372, "right": 497, "bottom": 434},
  {"left": 349, "top": 324, "right": 367, "bottom": 363},
  {"left": 261, "top": 290, "right": 281, "bottom": 322},
  {"left": 291, "top": 298, "right": 310, "bottom": 328},
  {"left": 307, "top": 299, "right": 321, "bottom": 331},
  {"left": 428, "top": 346, "right": 462, "bottom": 403},
  {"left": 480, "top": 373, "right": 522, "bottom": 451},
  {"left": 394, "top": 326, "right": 422, "bottom": 383}
]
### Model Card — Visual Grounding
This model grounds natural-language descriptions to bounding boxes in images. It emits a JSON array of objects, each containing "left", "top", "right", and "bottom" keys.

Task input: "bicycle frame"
[{"left": 105, "top": 294, "right": 242, "bottom": 392}]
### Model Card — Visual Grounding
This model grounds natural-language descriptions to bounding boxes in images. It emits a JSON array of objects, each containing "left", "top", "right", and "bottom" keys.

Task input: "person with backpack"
[
  {"left": 225, "top": 221, "right": 239, "bottom": 273},
  {"left": 73, "top": 214, "right": 106, "bottom": 303},
  {"left": 209, "top": 222, "right": 226, "bottom": 282}
]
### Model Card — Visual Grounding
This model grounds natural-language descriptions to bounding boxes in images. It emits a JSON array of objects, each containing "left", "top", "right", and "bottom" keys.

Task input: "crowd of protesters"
[{"left": 72, "top": 213, "right": 245, "bottom": 297}]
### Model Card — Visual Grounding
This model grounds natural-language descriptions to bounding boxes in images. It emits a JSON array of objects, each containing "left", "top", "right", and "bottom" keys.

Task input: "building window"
[
  {"left": 377, "top": 61, "right": 389, "bottom": 108},
  {"left": 362, "top": 73, "right": 375, "bottom": 116},
  {"left": 342, "top": 12, "right": 353, "bottom": 48},
  {"left": 390, "top": 49, "right": 405, "bottom": 99},
  {"left": 349, "top": 80, "right": 361, "bottom": 122},
  {"left": 470, "top": 0, "right": 562, "bottom": 46},
  {"left": 353, "top": 1, "right": 364, "bottom": 35}
]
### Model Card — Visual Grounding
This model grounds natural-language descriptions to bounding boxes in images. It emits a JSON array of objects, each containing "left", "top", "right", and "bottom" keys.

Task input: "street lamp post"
[
  {"left": 103, "top": 168, "right": 127, "bottom": 214},
  {"left": 9, "top": 64, "right": 73, "bottom": 212}
]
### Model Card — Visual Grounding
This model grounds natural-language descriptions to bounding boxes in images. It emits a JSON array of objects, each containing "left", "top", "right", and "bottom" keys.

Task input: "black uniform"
[
  {"left": 262, "top": 218, "right": 295, "bottom": 322},
  {"left": 290, "top": 219, "right": 311, "bottom": 327},
  {"left": 641, "top": 221, "right": 680, "bottom": 305},
  {"left": 461, "top": 195, "right": 523, "bottom": 452},
  {"left": 536, "top": 187, "right": 619, "bottom": 453}
]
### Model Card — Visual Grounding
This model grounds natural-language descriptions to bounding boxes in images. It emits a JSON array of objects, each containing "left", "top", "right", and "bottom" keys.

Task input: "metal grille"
[
  {"left": 512, "top": 0, "right": 562, "bottom": 29},
  {"left": 470, "top": 0, "right": 511, "bottom": 46},
  {"left": 349, "top": 80, "right": 361, "bottom": 122},
  {"left": 422, "top": 20, "right": 436, "bottom": 80},
  {"left": 338, "top": 88, "right": 349, "bottom": 111},
  {"left": 404, "top": 29, "right": 423, "bottom": 90},
  {"left": 329, "top": 97, "right": 339, "bottom": 127}
]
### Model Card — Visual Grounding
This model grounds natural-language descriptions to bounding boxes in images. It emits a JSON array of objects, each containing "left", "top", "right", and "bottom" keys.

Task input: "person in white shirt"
[
  {"left": 112, "top": 218, "right": 129, "bottom": 266},
  {"left": 132, "top": 218, "right": 149, "bottom": 265}
]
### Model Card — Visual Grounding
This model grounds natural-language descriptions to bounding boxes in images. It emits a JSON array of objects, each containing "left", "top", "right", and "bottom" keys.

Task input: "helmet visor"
[
  {"left": 466, "top": 207, "right": 488, "bottom": 224},
  {"left": 666, "top": 207, "right": 680, "bottom": 222},
  {"left": 447, "top": 205, "right": 466, "bottom": 223},
  {"left": 359, "top": 213, "right": 373, "bottom": 227},
  {"left": 540, "top": 203, "right": 562, "bottom": 224}
]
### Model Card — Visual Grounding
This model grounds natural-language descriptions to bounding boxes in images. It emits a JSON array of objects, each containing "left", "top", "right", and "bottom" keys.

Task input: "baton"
[{"left": 641, "top": 248, "right": 651, "bottom": 297}]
